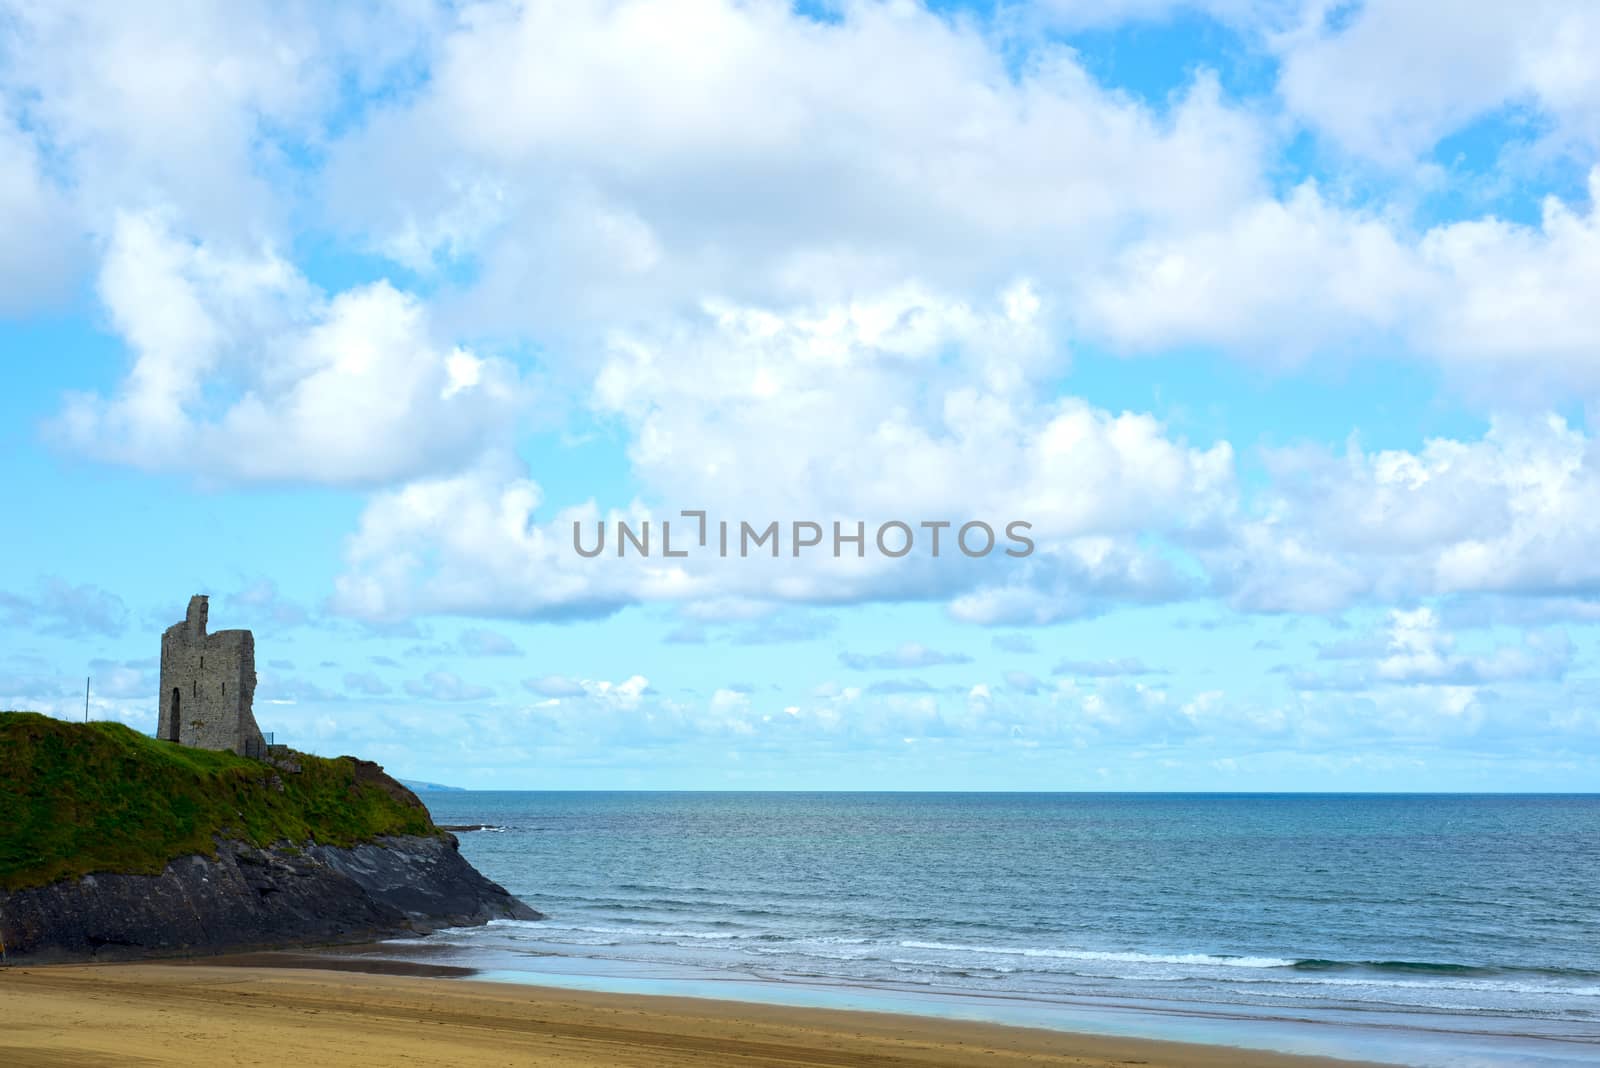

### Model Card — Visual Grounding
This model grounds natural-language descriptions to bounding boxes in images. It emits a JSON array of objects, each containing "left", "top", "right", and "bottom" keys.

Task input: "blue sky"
[{"left": 5, "top": 0, "right": 1600, "bottom": 789}]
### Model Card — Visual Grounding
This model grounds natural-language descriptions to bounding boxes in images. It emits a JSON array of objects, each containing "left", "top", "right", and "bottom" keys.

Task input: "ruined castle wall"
[{"left": 157, "top": 598, "right": 265, "bottom": 758}]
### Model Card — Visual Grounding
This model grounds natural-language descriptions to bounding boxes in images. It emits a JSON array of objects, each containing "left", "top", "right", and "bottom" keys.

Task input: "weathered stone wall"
[{"left": 156, "top": 595, "right": 266, "bottom": 758}]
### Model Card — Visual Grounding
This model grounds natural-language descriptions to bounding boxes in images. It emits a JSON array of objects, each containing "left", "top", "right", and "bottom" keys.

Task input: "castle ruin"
[{"left": 157, "top": 595, "right": 267, "bottom": 759}]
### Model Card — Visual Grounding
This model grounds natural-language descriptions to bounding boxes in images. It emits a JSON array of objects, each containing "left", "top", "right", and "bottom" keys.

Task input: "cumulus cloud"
[
  {"left": 0, "top": 113, "right": 83, "bottom": 313},
  {"left": 594, "top": 285, "right": 1234, "bottom": 531},
  {"left": 329, "top": 457, "right": 644, "bottom": 622},
  {"left": 1078, "top": 183, "right": 1423, "bottom": 361},
  {"left": 0, "top": 0, "right": 438, "bottom": 244},
  {"left": 55, "top": 212, "right": 524, "bottom": 485},
  {"left": 19, "top": 0, "right": 1600, "bottom": 724},
  {"left": 330, "top": 284, "right": 1235, "bottom": 621},
  {"left": 1216, "top": 415, "right": 1600, "bottom": 611},
  {"left": 1081, "top": 169, "right": 1600, "bottom": 403},
  {"left": 1376, "top": 609, "right": 1573, "bottom": 685},
  {"left": 1288, "top": 607, "right": 1573, "bottom": 690},
  {"left": 522, "top": 674, "right": 650, "bottom": 709},
  {"left": 1273, "top": 0, "right": 1600, "bottom": 165},
  {"left": 322, "top": 0, "right": 1264, "bottom": 334},
  {"left": 1044, "top": 2, "right": 1600, "bottom": 167}
]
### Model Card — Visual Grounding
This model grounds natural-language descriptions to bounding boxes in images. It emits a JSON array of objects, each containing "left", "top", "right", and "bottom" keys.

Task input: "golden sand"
[{"left": 0, "top": 962, "right": 1377, "bottom": 1068}]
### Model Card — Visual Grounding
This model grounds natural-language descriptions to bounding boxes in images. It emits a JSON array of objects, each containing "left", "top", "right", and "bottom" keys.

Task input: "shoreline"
[
  {"left": 1, "top": 960, "right": 1381, "bottom": 1068},
  {"left": 280, "top": 936, "right": 1600, "bottom": 1067}
]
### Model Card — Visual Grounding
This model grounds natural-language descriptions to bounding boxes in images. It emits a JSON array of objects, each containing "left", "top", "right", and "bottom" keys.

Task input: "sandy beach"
[{"left": 0, "top": 961, "right": 1378, "bottom": 1068}]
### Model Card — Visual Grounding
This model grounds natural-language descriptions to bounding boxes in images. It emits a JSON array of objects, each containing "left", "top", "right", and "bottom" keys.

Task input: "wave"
[
  {"left": 896, "top": 942, "right": 1600, "bottom": 985},
  {"left": 1290, "top": 959, "right": 1600, "bottom": 981},
  {"left": 476, "top": 920, "right": 1600, "bottom": 997},
  {"left": 896, "top": 941, "right": 1298, "bottom": 968},
  {"left": 529, "top": 921, "right": 766, "bottom": 941},
  {"left": 1243, "top": 975, "right": 1600, "bottom": 997}
]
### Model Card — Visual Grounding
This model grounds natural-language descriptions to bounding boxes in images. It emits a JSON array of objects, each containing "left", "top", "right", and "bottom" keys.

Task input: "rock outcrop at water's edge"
[
  {"left": 0, "top": 832, "right": 542, "bottom": 964},
  {"left": 0, "top": 710, "right": 543, "bottom": 964}
]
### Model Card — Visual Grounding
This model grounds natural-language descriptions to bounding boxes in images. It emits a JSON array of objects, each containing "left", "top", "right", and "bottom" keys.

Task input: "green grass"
[{"left": 0, "top": 711, "right": 439, "bottom": 891}]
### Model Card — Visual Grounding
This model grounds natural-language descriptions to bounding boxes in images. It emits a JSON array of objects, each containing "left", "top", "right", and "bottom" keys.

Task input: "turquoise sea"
[{"left": 367, "top": 793, "right": 1600, "bottom": 1066}]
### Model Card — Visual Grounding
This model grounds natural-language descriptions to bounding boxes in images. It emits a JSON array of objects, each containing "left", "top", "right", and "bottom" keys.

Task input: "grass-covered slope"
[{"left": 0, "top": 711, "right": 438, "bottom": 891}]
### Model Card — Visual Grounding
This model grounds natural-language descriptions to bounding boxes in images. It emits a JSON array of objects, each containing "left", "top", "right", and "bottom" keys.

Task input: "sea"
[{"left": 357, "top": 792, "right": 1600, "bottom": 1066}]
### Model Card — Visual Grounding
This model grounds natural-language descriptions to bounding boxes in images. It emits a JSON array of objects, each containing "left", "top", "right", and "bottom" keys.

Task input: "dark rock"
[
  {"left": 0, "top": 834, "right": 541, "bottom": 964},
  {"left": 306, "top": 834, "right": 539, "bottom": 929}
]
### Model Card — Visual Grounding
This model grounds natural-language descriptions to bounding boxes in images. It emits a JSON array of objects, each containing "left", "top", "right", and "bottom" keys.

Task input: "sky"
[{"left": 4, "top": 0, "right": 1600, "bottom": 790}]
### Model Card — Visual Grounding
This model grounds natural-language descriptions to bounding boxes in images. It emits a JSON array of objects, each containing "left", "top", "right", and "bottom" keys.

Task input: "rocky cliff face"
[{"left": 0, "top": 833, "right": 541, "bottom": 963}]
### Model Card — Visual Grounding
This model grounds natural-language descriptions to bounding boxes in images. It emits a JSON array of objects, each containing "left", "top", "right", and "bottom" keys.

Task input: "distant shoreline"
[{"left": 2, "top": 961, "right": 1377, "bottom": 1068}]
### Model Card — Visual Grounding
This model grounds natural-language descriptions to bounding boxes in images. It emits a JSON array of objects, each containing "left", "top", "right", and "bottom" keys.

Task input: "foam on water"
[
  {"left": 390, "top": 792, "right": 1600, "bottom": 1065},
  {"left": 897, "top": 941, "right": 1299, "bottom": 968}
]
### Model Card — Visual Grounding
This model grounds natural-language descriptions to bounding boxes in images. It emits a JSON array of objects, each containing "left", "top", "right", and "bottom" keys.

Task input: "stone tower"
[{"left": 157, "top": 595, "right": 266, "bottom": 758}]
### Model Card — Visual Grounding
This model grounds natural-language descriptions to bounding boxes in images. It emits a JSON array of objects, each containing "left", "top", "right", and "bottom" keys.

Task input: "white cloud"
[
  {"left": 0, "top": 112, "right": 83, "bottom": 313},
  {"left": 324, "top": 0, "right": 1265, "bottom": 333},
  {"left": 1288, "top": 607, "right": 1573, "bottom": 690},
  {"left": 1375, "top": 607, "right": 1572, "bottom": 685},
  {"left": 558, "top": 674, "right": 651, "bottom": 711},
  {"left": 330, "top": 457, "right": 679, "bottom": 621},
  {"left": 0, "top": 0, "right": 439, "bottom": 243},
  {"left": 1078, "top": 182, "right": 1425, "bottom": 360},
  {"left": 1083, "top": 168, "right": 1600, "bottom": 404},
  {"left": 21, "top": 0, "right": 1600, "bottom": 647},
  {"left": 1273, "top": 0, "right": 1600, "bottom": 165},
  {"left": 1218, "top": 415, "right": 1600, "bottom": 610},
  {"left": 56, "top": 212, "right": 523, "bottom": 485},
  {"left": 1415, "top": 171, "right": 1600, "bottom": 399},
  {"left": 331, "top": 286, "right": 1234, "bottom": 621},
  {"left": 594, "top": 285, "right": 1236, "bottom": 560}
]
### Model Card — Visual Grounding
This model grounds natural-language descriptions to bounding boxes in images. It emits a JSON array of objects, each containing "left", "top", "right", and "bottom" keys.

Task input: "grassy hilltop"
[{"left": 0, "top": 711, "right": 438, "bottom": 891}]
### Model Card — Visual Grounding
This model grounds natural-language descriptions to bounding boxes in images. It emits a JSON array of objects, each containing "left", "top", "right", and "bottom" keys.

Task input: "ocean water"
[{"left": 380, "top": 792, "right": 1600, "bottom": 1066}]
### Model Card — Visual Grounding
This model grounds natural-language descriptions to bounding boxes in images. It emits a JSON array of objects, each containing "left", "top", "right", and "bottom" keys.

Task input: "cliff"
[{"left": 0, "top": 712, "right": 539, "bottom": 962}]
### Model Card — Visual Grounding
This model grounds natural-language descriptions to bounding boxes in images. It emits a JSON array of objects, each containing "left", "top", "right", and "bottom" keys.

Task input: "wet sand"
[{"left": 0, "top": 960, "right": 1381, "bottom": 1068}]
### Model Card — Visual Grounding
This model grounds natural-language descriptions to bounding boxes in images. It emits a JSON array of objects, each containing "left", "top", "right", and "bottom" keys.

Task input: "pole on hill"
[{"left": 85, "top": 676, "right": 90, "bottom": 723}]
